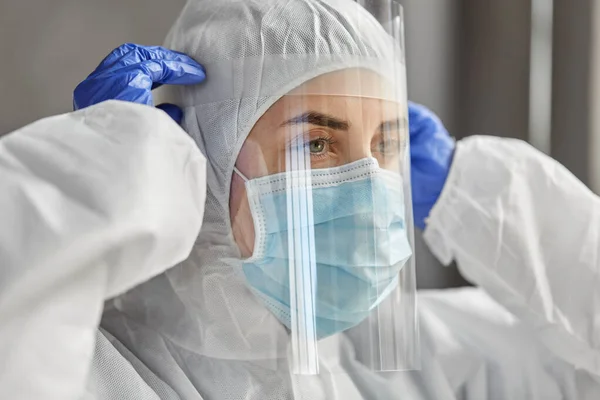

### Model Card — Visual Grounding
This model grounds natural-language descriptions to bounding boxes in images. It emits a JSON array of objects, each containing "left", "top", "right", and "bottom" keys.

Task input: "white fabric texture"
[
  {"left": 424, "top": 135, "right": 600, "bottom": 380},
  {"left": 95, "top": 0, "right": 600, "bottom": 398},
  {"left": 97, "top": 131, "right": 600, "bottom": 399},
  {"left": 0, "top": 100, "right": 206, "bottom": 400},
  {"left": 1, "top": 100, "right": 599, "bottom": 399}
]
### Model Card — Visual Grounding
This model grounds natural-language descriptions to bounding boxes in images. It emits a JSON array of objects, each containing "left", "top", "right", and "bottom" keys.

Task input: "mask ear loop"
[{"left": 233, "top": 165, "right": 250, "bottom": 182}]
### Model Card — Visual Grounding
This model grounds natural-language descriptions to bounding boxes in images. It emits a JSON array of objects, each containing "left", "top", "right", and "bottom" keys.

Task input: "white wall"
[
  {"left": 0, "top": 0, "right": 187, "bottom": 134},
  {"left": 399, "top": 0, "right": 467, "bottom": 288}
]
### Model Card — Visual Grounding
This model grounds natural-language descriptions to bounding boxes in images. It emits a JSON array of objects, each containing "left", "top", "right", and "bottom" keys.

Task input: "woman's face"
[{"left": 230, "top": 69, "right": 408, "bottom": 257}]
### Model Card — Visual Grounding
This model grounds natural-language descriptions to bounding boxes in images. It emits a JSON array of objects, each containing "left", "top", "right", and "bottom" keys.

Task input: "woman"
[{"left": 1, "top": 0, "right": 599, "bottom": 399}]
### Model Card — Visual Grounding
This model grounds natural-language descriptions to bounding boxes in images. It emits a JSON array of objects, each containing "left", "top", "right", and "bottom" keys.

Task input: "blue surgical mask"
[{"left": 235, "top": 158, "right": 412, "bottom": 338}]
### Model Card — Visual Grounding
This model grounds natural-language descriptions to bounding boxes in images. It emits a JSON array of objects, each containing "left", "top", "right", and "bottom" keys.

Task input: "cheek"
[{"left": 230, "top": 174, "right": 256, "bottom": 258}]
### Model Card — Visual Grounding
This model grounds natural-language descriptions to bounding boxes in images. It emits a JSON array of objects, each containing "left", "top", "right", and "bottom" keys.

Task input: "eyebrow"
[
  {"left": 380, "top": 117, "right": 408, "bottom": 134},
  {"left": 281, "top": 111, "right": 350, "bottom": 131},
  {"left": 281, "top": 111, "right": 408, "bottom": 134}
]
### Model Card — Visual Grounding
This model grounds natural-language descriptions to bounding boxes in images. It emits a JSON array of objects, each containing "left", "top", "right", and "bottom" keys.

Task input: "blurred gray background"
[{"left": 1, "top": 0, "right": 598, "bottom": 288}]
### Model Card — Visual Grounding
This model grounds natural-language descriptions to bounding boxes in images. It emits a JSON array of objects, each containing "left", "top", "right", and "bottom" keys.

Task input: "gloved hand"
[
  {"left": 409, "top": 102, "right": 455, "bottom": 230},
  {"left": 73, "top": 43, "right": 206, "bottom": 124}
]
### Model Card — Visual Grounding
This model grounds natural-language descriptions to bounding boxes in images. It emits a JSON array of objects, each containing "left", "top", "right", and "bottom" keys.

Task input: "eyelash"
[{"left": 307, "top": 134, "right": 336, "bottom": 159}]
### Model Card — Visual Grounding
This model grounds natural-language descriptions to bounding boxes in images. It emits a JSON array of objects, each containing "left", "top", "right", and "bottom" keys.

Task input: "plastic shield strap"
[{"left": 279, "top": 0, "right": 419, "bottom": 375}]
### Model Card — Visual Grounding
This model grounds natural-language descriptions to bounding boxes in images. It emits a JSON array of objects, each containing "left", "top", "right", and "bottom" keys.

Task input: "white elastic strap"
[{"left": 233, "top": 166, "right": 249, "bottom": 182}]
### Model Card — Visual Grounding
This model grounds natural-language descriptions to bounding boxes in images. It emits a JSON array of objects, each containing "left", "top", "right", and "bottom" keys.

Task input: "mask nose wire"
[{"left": 233, "top": 165, "right": 250, "bottom": 182}]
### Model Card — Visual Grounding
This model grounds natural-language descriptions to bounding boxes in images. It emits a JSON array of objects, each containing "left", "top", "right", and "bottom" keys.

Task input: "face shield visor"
[{"left": 225, "top": 0, "right": 419, "bottom": 375}]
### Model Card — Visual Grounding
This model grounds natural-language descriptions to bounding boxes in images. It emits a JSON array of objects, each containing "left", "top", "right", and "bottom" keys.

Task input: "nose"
[{"left": 343, "top": 132, "right": 376, "bottom": 165}]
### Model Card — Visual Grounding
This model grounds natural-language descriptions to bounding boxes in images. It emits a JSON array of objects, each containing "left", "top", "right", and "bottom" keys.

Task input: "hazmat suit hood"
[{"left": 102, "top": 0, "right": 405, "bottom": 398}]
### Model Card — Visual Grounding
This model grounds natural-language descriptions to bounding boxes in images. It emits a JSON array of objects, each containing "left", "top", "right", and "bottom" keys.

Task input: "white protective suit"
[{"left": 1, "top": 0, "right": 600, "bottom": 399}]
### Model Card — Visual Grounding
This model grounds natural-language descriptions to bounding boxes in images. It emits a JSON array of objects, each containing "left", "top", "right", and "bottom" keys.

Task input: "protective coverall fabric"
[
  {"left": 1, "top": 0, "right": 599, "bottom": 399},
  {"left": 93, "top": 135, "right": 600, "bottom": 400},
  {"left": 0, "top": 100, "right": 206, "bottom": 400},
  {"left": 424, "top": 136, "right": 600, "bottom": 381},
  {"left": 1, "top": 104, "right": 600, "bottom": 398}
]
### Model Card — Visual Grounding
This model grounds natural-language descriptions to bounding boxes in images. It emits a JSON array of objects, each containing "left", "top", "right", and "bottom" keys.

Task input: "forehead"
[
  {"left": 275, "top": 95, "right": 404, "bottom": 121},
  {"left": 287, "top": 68, "right": 405, "bottom": 101},
  {"left": 255, "top": 95, "right": 405, "bottom": 135},
  {"left": 251, "top": 68, "right": 407, "bottom": 132}
]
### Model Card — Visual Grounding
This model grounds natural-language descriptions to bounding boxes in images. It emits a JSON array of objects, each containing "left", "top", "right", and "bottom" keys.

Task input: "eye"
[
  {"left": 308, "top": 139, "right": 328, "bottom": 154},
  {"left": 376, "top": 138, "right": 401, "bottom": 154}
]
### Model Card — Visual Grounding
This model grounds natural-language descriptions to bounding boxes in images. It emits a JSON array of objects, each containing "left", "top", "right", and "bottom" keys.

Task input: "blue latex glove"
[
  {"left": 409, "top": 102, "right": 455, "bottom": 230},
  {"left": 73, "top": 43, "right": 206, "bottom": 124}
]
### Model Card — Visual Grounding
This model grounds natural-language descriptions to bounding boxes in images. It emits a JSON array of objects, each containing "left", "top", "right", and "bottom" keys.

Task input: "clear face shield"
[{"left": 228, "top": 0, "right": 419, "bottom": 375}]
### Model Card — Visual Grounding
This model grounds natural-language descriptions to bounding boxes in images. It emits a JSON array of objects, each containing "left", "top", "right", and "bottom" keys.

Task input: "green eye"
[
  {"left": 378, "top": 139, "right": 401, "bottom": 154},
  {"left": 309, "top": 139, "right": 326, "bottom": 153}
]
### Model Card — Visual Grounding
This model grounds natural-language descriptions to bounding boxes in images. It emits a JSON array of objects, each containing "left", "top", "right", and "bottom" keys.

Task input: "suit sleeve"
[
  {"left": 424, "top": 135, "right": 600, "bottom": 377},
  {"left": 0, "top": 101, "right": 206, "bottom": 399}
]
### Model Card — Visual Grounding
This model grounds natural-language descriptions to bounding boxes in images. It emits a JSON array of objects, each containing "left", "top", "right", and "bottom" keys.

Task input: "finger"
[
  {"left": 110, "top": 45, "right": 204, "bottom": 70},
  {"left": 156, "top": 103, "right": 184, "bottom": 124},
  {"left": 91, "top": 44, "right": 205, "bottom": 79},
  {"left": 73, "top": 72, "right": 153, "bottom": 109},
  {"left": 408, "top": 102, "right": 446, "bottom": 143},
  {"left": 92, "top": 43, "right": 139, "bottom": 74},
  {"left": 134, "top": 45, "right": 203, "bottom": 64},
  {"left": 89, "top": 58, "right": 205, "bottom": 91},
  {"left": 137, "top": 59, "right": 206, "bottom": 87}
]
